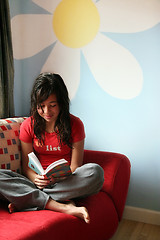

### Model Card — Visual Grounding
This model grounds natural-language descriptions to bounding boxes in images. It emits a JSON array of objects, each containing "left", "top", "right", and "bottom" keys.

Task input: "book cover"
[{"left": 28, "top": 152, "right": 72, "bottom": 178}]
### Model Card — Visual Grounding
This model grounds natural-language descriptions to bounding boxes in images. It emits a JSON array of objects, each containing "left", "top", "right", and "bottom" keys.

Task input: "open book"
[{"left": 28, "top": 152, "right": 72, "bottom": 178}]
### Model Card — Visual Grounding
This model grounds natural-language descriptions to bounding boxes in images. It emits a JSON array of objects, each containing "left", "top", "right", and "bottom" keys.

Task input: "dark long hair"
[{"left": 30, "top": 72, "right": 71, "bottom": 147}]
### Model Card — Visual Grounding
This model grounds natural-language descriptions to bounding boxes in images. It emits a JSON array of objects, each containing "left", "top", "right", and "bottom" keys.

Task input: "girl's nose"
[{"left": 44, "top": 106, "right": 50, "bottom": 114}]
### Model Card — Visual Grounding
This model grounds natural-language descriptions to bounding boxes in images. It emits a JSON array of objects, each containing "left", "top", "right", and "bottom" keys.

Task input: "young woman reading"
[{"left": 0, "top": 73, "right": 104, "bottom": 223}]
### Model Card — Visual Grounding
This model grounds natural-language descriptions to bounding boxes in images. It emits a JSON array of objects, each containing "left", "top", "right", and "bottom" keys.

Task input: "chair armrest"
[{"left": 83, "top": 150, "right": 131, "bottom": 220}]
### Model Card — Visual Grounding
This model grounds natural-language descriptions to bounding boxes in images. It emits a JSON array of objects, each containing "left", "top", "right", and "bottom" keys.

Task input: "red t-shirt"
[{"left": 19, "top": 114, "right": 85, "bottom": 169}]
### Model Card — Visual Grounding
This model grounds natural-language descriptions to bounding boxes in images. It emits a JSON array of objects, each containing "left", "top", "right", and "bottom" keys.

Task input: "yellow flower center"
[{"left": 53, "top": 0, "right": 100, "bottom": 48}]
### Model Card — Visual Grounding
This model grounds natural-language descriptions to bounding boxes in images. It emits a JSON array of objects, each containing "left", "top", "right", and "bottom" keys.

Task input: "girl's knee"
[
  {"left": 85, "top": 163, "right": 104, "bottom": 184},
  {"left": 93, "top": 163, "right": 104, "bottom": 183},
  {"left": 84, "top": 163, "right": 104, "bottom": 195}
]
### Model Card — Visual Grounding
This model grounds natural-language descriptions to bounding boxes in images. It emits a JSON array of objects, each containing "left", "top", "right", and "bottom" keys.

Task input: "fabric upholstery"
[
  {"left": 83, "top": 150, "right": 131, "bottom": 220},
  {"left": 0, "top": 117, "right": 131, "bottom": 240},
  {"left": 0, "top": 192, "right": 119, "bottom": 240},
  {"left": 0, "top": 117, "right": 26, "bottom": 173}
]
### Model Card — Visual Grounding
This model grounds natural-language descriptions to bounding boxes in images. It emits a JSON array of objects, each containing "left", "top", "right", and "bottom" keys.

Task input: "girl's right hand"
[{"left": 34, "top": 174, "right": 52, "bottom": 189}]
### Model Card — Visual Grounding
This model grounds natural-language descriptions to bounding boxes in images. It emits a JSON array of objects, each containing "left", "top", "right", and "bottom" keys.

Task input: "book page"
[
  {"left": 28, "top": 152, "right": 45, "bottom": 175},
  {"left": 45, "top": 159, "right": 68, "bottom": 174}
]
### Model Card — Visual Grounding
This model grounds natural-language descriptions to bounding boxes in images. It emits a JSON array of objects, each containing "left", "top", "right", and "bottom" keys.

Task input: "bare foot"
[
  {"left": 67, "top": 205, "right": 90, "bottom": 224},
  {"left": 45, "top": 199, "right": 90, "bottom": 223},
  {"left": 65, "top": 201, "right": 90, "bottom": 224},
  {"left": 8, "top": 203, "right": 16, "bottom": 213}
]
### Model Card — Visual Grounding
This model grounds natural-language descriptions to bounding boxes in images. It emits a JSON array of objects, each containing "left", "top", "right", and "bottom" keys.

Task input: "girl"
[{"left": 0, "top": 73, "right": 104, "bottom": 223}]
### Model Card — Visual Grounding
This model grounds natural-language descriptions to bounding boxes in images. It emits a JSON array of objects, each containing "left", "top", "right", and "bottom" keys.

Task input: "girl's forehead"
[{"left": 40, "top": 94, "right": 57, "bottom": 104}]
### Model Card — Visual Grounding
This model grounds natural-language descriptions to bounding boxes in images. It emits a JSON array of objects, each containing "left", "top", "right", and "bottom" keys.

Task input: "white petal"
[
  {"left": 41, "top": 42, "right": 80, "bottom": 100},
  {"left": 82, "top": 33, "right": 143, "bottom": 99},
  {"left": 97, "top": 0, "right": 160, "bottom": 33},
  {"left": 32, "top": 0, "right": 61, "bottom": 14},
  {"left": 11, "top": 15, "right": 56, "bottom": 59}
]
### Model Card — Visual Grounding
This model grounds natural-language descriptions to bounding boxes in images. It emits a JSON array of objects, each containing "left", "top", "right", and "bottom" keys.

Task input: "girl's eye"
[
  {"left": 37, "top": 104, "right": 44, "bottom": 109},
  {"left": 50, "top": 104, "right": 56, "bottom": 108},
  {"left": 37, "top": 104, "right": 57, "bottom": 109}
]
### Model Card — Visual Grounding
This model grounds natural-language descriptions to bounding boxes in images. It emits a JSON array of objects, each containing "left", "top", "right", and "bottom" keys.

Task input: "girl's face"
[{"left": 37, "top": 94, "right": 60, "bottom": 124}]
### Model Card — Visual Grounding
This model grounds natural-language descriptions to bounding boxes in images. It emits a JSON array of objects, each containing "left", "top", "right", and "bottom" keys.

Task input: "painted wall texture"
[{"left": 9, "top": 0, "right": 160, "bottom": 211}]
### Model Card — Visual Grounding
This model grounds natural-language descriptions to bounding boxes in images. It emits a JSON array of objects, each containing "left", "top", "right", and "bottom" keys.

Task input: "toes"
[
  {"left": 8, "top": 203, "right": 16, "bottom": 213},
  {"left": 83, "top": 208, "right": 90, "bottom": 224}
]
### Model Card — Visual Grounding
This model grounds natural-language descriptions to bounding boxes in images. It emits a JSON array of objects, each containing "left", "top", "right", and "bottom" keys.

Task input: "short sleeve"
[
  {"left": 70, "top": 115, "right": 85, "bottom": 143},
  {"left": 19, "top": 117, "right": 33, "bottom": 143}
]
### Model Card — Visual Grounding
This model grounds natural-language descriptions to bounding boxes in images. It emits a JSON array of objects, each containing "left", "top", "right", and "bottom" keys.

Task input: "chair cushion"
[
  {"left": 0, "top": 192, "right": 118, "bottom": 240},
  {"left": 0, "top": 117, "right": 27, "bottom": 173}
]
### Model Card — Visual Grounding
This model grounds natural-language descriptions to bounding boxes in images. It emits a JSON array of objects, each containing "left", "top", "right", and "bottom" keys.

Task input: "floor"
[{"left": 110, "top": 219, "right": 160, "bottom": 240}]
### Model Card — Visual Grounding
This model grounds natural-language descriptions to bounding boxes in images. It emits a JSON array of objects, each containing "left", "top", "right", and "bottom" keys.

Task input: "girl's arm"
[
  {"left": 21, "top": 141, "right": 36, "bottom": 181},
  {"left": 70, "top": 139, "right": 84, "bottom": 173}
]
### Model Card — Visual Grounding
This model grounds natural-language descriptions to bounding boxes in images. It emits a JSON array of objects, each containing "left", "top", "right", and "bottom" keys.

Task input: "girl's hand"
[
  {"left": 34, "top": 175, "right": 67, "bottom": 189},
  {"left": 34, "top": 174, "right": 53, "bottom": 189}
]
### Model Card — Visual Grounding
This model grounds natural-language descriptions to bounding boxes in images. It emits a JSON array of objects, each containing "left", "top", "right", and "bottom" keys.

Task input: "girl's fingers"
[{"left": 34, "top": 174, "right": 50, "bottom": 188}]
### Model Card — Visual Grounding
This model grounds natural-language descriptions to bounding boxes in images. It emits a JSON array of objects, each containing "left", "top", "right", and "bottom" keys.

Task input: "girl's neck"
[{"left": 45, "top": 122, "right": 55, "bottom": 133}]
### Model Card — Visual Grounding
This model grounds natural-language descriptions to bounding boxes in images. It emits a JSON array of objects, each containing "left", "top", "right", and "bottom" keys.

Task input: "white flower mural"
[{"left": 11, "top": 0, "right": 160, "bottom": 99}]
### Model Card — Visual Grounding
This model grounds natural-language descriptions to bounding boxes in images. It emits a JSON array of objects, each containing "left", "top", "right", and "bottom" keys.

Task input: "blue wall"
[{"left": 9, "top": 0, "right": 160, "bottom": 211}]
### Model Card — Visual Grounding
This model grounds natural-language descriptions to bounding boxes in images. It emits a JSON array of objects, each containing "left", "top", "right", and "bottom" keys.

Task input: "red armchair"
[
  {"left": 0, "top": 116, "right": 130, "bottom": 240},
  {"left": 0, "top": 150, "right": 130, "bottom": 240}
]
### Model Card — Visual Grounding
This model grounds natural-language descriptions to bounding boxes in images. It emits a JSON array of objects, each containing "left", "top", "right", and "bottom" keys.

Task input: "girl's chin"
[
  {"left": 44, "top": 116, "right": 57, "bottom": 122},
  {"left": 45, "top": 117, "right": 54, "bottom": 122}
]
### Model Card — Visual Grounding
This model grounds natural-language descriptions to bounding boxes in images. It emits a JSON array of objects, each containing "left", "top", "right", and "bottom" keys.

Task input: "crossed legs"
[{"left": 1, "top": 164, "right": 104, "bottom": 224}]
